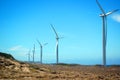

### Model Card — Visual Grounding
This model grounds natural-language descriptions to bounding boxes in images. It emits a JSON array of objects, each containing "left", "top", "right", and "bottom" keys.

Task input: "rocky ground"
[{"left": 0, "top": 52, "right": 120, "bottom": 80}]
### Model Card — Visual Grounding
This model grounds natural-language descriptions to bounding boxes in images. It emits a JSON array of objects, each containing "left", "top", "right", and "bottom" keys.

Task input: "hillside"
[
  {"left": 0, "top": 52, "right": 15, "bottom": 60},
  {"left": 0, "top": 52, "right": 120, "bottom": 80},
  {"left": 0, "top": 52, "right": 30, "bottom": 73}
]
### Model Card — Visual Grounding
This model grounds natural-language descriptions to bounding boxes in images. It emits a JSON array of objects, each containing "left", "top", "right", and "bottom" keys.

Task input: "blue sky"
[{"left": 0, "top": 0, "right": 120, "bottom": 65}]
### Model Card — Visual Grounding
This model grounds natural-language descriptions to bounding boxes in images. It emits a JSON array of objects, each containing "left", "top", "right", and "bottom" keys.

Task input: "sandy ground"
[{"left": 0, "top": 63, "right": 120, "bottom": 80}]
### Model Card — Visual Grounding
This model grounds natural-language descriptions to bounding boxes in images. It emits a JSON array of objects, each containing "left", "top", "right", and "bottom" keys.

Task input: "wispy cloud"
[
  {"left": 111, "top": 14, "right": 120, "bottom": 23},
  {"left": 8, "top": 45, "right": 30, "bottom": 61},
  {"left": 9, "top": 45, "right": 28, "bottom": 51},
  {"left": 9, "top": 45, "right": 22, "bottom": 51}
]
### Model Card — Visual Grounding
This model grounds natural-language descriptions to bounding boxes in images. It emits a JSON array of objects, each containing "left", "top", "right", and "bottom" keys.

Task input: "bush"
[
  {"left": 53, "top": 63, "right": 79, "bottom": 66},
  {"left": 0, "top": 52, "right": 15, "bottom": 60}
]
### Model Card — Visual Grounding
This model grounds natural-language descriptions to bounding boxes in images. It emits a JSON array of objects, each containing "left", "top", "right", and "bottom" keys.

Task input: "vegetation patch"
[
  {"left": 53, "top": 63, "right": 80, "bottom": 66},
  {"left": 0, "top": 52, "right": 15, "bottom": 60}
]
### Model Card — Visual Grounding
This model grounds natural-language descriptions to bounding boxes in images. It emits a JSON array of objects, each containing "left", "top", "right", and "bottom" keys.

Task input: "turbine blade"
[
  {"left": 96, "top": 0, "right": 106, "bottom": 14},
  {"left": 44, "top": 43, "right": 48, "bottom": 46},
  {"left": 106, "top": 9, "right": 119, "bottom": 16},
  {"left": 36, "top": 39, "right": 42, "bottom": 46},
  {"left": 50, "top": 24, "right": 59, "bottom": 38},
  {"left": 59, "top": 36, "right": 64, "bottom": 39}
]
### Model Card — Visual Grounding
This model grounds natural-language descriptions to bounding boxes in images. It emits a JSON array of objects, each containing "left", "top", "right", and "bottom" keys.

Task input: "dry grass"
[
  {"left": 0, "top": 53, "right": 120, "bottom": 80},
  {"left": 1, "top": 63, "right": 120, "bottom": 80}
]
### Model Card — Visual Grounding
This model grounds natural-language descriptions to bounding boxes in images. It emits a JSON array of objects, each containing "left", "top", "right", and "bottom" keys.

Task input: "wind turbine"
[
  {"left": 32, "top": 44, "right": 35, "bottom": 63},
  {"left": 96, "top": 0, "right": 119, "bottom": 67},
  {"left": 27, "top": 49, "right": 31, "bottom": 62},
  {"left": 51, "top": 24, "right": 63, "bottom": 64},
  {"left": 37, "top": 39, "right": 48, "bottom": 64}
]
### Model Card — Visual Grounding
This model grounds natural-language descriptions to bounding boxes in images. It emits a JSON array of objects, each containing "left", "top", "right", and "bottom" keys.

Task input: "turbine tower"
[
  {"left": 32, "top": 44, "right": 35, "bottom": 63},
  {"left": 96, "top": 0, "right": 119, "bottom": 67},
  {"left": 37, "top": 39, "right": 47, "bottom": 64},
  {"left": 51, "top": 24, "right": 61, "bottom": 64},
  {"left": 27, "top": 49, "right": 31, "bottom": 62}
]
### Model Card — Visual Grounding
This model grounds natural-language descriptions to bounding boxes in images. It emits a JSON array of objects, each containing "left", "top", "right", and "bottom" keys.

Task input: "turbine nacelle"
[
  {"left": 43, "top": 43, "right": 48, "bottom": 46},
  {"left": 99, "top": 14, "right": 106, "bottom": 17},
  {"left": 56, "top": 36, "right": 64, "bottom": 40},
  {"left": 99, "top": 9, "right": 119, "bottom": 17},
  {"left": 36, "top": 39, "right": 48, "bottom": 47}
]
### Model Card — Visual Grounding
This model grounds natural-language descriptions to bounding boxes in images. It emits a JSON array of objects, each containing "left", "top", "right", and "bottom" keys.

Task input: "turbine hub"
[
  {"left": 99, "top": 14, "right": 105, "bottom": 17},
  {"left": 56, "top": 37, "right": 59, "bottom": 40}
]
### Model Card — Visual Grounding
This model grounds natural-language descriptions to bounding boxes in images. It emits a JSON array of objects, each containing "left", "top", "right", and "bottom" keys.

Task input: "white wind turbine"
[
  {"left": 96, "top": 0, "right": 119, "bottom": 67},
  {"left": 27, "top": 49, "right": 31, "bottom": 62},
  {"left": 51, "top": 24, "right": 63, "bottom": 64},
  {"left": 37, "top": 39, "right": 47, "bottom": 64},
  {"left": 32, "top": 44, "right": 35, "bottom": 63}
]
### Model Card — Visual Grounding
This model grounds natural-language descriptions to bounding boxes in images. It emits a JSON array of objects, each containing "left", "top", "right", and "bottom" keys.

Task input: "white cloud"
[
  {"left": 8, "top": 45, "right": 30, "bottom": 60},
  {"left": 9, "top": 45, "right": 22, "bottom": 51},
  {"left": 111, "top": 14, "right": 120, "bottom": 23},
  {"left": 9, "top": 45, "right": 28, "bottom": 51}
]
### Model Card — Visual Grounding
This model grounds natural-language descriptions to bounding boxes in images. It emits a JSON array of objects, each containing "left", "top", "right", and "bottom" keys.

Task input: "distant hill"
[{"left": 0, "top": 52, "right": 15, "bottom": 60}]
